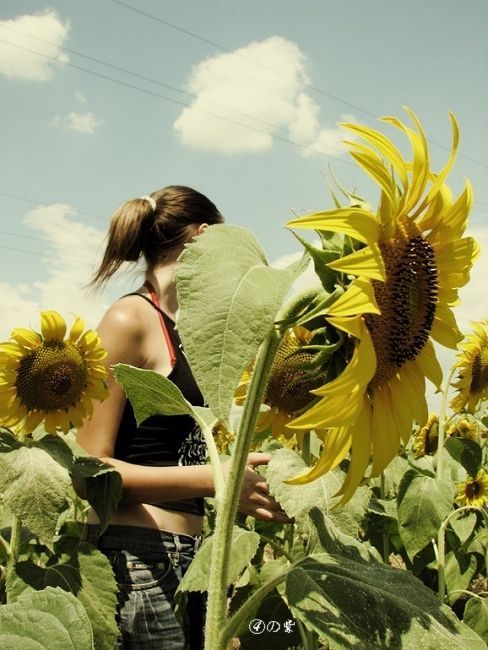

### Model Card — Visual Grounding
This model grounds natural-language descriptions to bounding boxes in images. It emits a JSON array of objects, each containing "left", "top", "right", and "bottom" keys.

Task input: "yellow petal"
[
  {"left": 388, "top": 373, "right": 415, "bottom": 446},
  {"left": 335, "top": 397, "right": 372, "bottom": 504},
  {"left": 69, "top": 315, "right": 86, "bottom": 342},
  {"left": 327, "top": 243, "right": 386, "bottom": 281},
  {"left": 11, "top": 328, "right": 41, "bottom": 349},
  {"left": 285, "top": 426, "right": 352, "bottom": 485},
  {"left": 347, "top": 145, "right": 397, "bottom": 207},
  {"left": 340, "top": 121, "right": 408, "bottom": 188},
  {"left": 370, "top": 385, "right": 401, "bottom": 476},
  {"left": 41, "top": 311, "right": 66, "bottom": 341},
  {"left": 287, "top": 208, "right": 380, "bottom": 246},
  {"left": 416, "top": 340, "right": 443, "bottom": 390},
  {"left": 401, "top": 362, "right": 428, "bottom": 426},
  {"left": 434, "top": 237, "right": 480, "bottom": 274},
  {"left": 24, "top": 409, "right": 44, "bottom": 433},
  {"left": 428, "top": 181, "right": 472, "bottom": 241},
  {"left": 430, "top": 305, "right": 463, "bottom": 348},
  {"left": 326, "top": 277, "right": 380, "bottom": 318},
  {"left": 326, "top": 315, "right": 364, "bottom": 338}
]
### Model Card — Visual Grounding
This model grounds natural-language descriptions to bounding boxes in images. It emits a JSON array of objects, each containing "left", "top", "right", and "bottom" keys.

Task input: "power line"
[
  {"left": 0, "top": 23, "right": 349, "bottom": 156},
  {"left": 0, "top": 243, "right": 92, "bottom": 266},
  {"left": 109, "top": 0, "right": 488, "bottom": 170},
  {"left": 0, "top": 190, "right": 106, "bottom": 222},
  {"left": 0, "top": 228, "right": 101, "bottom": 253},
  {"left": 0, "top": 37, "right": 358, "bottom": 163}
]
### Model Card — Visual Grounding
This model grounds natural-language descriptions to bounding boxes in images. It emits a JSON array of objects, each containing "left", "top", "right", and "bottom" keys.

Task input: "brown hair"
[{"left": 91, "top": 185, "right": 223, "bottom": 286}]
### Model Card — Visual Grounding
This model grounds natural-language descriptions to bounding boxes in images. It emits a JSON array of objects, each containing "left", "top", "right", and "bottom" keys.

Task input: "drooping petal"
[
  {"left": 325, "top": 276, "right": 380, "bottom": 318},
  {"left": 370, "top": 385, "right": 402, "bottom": 476},
  {"left": 69, "top": 315, "right": 86, "bottom": 342},
  {"left": 430, "top": 305, "right": 463, "bottom": 348},
  {"left": 285, "top": 425, "right": 352, "bottom": 485},
  {"left": 416, "top": 340, "right": 443, "bottom": 390},
  {"left": 11, "top": 328, "right": 42, "bottom": 350}
]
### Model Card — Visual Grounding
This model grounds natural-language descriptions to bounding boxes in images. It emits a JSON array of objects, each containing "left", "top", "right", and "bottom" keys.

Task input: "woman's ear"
[{"left": 195, "top": 223, "right": 209, "bottom": 236}]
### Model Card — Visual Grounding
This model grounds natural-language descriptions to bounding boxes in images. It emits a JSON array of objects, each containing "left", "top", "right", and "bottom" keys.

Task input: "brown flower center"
[
  {"left": 15, "top": 341, "right": 87, "bottom": 411},
  {"left": 265, "top": 337, "right": 323, "bottom": 413},
  {"left": 470, "top": 344, "right": 488, "bottom": 395},
  {"left": 466, "top": 480, "right": 481, "bottom": 500},
  {"left": 365, "top": 219, "right": 438, "bottom": 388}
]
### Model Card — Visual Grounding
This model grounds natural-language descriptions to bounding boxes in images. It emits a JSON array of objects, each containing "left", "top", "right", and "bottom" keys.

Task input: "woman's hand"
[{"left": 223, "top": 452, "right": 293, "bottom": 524}]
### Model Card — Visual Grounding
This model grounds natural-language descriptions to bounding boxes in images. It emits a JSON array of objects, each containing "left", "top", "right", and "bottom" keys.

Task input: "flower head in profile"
[
  {"left": 447, "top": 417, "right": 479, "bottom": 442},
  {"left": 285, "top": 109, "right": 479, "bottom": 503},
  {"left": 450, "top": 320, "right": 488, "bottom": 413},
  {"left": 0, "top": 311, "right": 108, "bottom": 434},
  {"left": 456, "top": 469, "right": 488, "bottom": 508},
  {"left": 412, "top": 414, "right": 439, "bottom": 457},
  {"left": 235, "top": 326, "right": 324, "bottom": 446}
]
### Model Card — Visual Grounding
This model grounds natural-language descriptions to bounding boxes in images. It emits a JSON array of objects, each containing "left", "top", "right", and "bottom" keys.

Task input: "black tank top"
[{"left": 114, "top": 293, "right": 206, "bottom": 516}]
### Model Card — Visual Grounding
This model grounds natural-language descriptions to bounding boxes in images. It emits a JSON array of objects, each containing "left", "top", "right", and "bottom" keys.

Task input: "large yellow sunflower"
[
  {"left": 456, "top": 469, "right": 488, "bottom": 508},
  {"left": 235, "top": 326, "right": 324, "bottom": 445},
  {"left": 285, "top": 109, "right": 479, "bottom": 503},
  {"left": 450, "top": 320, "right": 488, "bottom": 413},
  {"left": 0, "top": 311, "right": 108, "bottom": 434}
]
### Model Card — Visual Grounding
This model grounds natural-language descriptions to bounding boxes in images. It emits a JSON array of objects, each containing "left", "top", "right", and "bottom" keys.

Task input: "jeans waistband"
[{"left": 83, "top": 523, "right": 203, "bottom": 553}]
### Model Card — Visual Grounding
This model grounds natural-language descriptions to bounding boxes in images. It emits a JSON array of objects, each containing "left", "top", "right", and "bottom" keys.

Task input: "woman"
[{"left": 77, "top": 186, "right": 290, "bottom": 649}]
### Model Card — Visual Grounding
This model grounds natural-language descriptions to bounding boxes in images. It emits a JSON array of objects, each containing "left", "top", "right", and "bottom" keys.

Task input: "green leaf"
[
  {"left": 445, "top": 550, "right": 477, "bottom": 602},
  {"left": 175, "top": 224, "right": 305, "bottom": 423},
  {"left": 113, "top": 364, "right": 216, "bottom": 433},
  {"left": 0, "top": 586, "right": 94, "bottom": 649},
  {"left": 71, "top": 458, "right": 122, "bottom": 535},
  {"left": 397, "top": 469, "right": 454, "bottom": 560},
  {"left": 177, "top": 526, "right": 260, "bottom": 596},
  {"left": 445, "top": 438, "right": 482, "bottom": 478},
  {"left": 0, "top": 442, "right": 70, "bottom": 548},
  {"left": 464, "top": 597, "right": 488, "bottom": 643},
  {"left": 266, "top": 448, "right": 370, "bottom": 537},
  {"left": 281, "top": 553, "right": 485, "bottom": 649},
  {"left": 7, "top": 543, "right": 118, "bottom": 650},
  {"left": 238, "top": 592, "right": 302, "bottom": 649},
  {"left": 449, "top": 511, "right": 478, "bottom": 545}
]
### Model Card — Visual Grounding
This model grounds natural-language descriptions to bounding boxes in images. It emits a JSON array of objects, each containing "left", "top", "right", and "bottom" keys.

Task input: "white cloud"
[
  {"left": 174, "top": 36, "right": 350, "bottom": 156},
  {"left": 51, "top": 111, "right": 102, "bottom": 134},
  {"left": 75, "top": 91, "right": 87, "bottom": 104},
  {"left": 0, "top": 205, "right": 108, "bottom": 340},
  {"left": 0, "top": 10, "right": 69, "bottom": 81}
]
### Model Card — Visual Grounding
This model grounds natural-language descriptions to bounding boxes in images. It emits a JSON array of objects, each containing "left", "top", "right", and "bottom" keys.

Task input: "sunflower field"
[{"left": 1, "top": 110, "right": 487, "bottom": 649}]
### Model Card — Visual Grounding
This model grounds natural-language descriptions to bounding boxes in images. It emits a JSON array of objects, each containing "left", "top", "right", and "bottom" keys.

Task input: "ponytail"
[
  {"left": 91, "top": 186, "right": 223, "bottom": 288},
  {"left": 90, "top": 197, "right": 155, "bottom": 287}
]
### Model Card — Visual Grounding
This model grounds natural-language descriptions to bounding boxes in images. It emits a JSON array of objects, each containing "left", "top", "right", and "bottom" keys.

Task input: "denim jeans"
[{"left": 83, "top": 524, "right": 204, "bottom": 650}]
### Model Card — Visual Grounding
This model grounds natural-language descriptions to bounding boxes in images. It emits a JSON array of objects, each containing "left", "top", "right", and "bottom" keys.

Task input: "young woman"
[{"left": 77, "top": 185, "right": 290, "bottom": 649}]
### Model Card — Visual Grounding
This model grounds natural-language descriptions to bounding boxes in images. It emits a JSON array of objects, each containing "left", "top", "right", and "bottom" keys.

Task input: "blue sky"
[{"left": 1, "top": 0, "right": 487, "bottom": 397}]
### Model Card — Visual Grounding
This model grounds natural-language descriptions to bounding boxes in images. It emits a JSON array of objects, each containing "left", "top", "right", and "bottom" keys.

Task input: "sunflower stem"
[
  {"left": 302, "top": 431, "right": 311, "bottom": 466},
  {"left": 436, "top": 365, "right": 457, "bottom": 481},
  {"left": 380, "top": 471, "right": 390, "bottom": 563},
  {"left": 204, "top": 327, "right": 282, "bottom": 650},
  {"left": 437, "top": 505, "right": 483, "bottom": 602}
]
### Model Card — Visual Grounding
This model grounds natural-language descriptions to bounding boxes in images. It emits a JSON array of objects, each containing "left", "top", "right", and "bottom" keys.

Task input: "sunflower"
[
  {"left": 412, "top": 413, "right": 439, "bottom": 457},
  {"left": 0, "top": 311, "right": 108, "bottom": 434},
  {"left": 235, "top": 326, "right": 324, "bottom": 445},
  {"left": 456, "top": 469, "right": 488, "bottom": 508},
  {"left": 447, "top": 417, "right": 478, "bottom": 442},
  {"left": 285, "top": 109, "right": 479, "bottom": 503},
  {"left": 450, "top": 320, "right": 488, "bottom": 413}
]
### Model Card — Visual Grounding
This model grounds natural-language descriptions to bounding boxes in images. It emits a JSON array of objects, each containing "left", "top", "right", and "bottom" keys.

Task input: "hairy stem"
[
  {"left": 436, "top": 365, "right": 456, "bottom": 481},
  {"left": 438, "top": 505, "right": 483, "bottom": 602},
  {"left": 380, "top": 471, "right": 390, "bottom": 563},
  {"left": 204, "top": 328, "right": 282, "bottom": 650}
]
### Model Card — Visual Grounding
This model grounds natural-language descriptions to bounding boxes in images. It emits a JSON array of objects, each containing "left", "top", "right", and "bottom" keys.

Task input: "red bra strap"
[{"left": 143, "top": 280, "right": 177, "bottom": 368}]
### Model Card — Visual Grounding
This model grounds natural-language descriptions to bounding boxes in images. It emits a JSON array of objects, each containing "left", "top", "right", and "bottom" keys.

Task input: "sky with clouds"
[{"left": 1, "top": 1, "right": 487, "bottom": 407}]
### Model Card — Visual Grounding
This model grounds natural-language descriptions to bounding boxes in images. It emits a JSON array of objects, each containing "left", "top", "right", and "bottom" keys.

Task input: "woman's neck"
[{"left": 144, "top": 263, "right": 178, "bottom": 320}]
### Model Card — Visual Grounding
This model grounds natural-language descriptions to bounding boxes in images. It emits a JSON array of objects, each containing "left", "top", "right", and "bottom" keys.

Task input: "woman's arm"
[{"left": 76, "top": 300, "right": 290, "bottom": 523}]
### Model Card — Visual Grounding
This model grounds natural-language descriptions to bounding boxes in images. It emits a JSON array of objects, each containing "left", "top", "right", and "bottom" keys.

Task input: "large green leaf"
[
  {"left": 397, "top": 469, "right": 455, "bottom": 560},
  {"left": 70, "top": 457, "right": 122, "bottom": 535},
  {"left": 266, "top": 448, "right": 370, "bottom": 537},
  {"left": 464, "top": 597, "right": 488, "bottom": 643},
  {"left": 0, "top": 586, "right": 94, "bottom": 649},
  {"left": 445, "top": 550, "right": 477, "bottom": 602},
  {"left": 175, "top": 224, "right": 306, "bottom": 423},
  {"left": 0, "top": 440, "right": 70, "bottom": 547},
  {"left": 7, "top": 542, "right": 118, "bottom": 650},
  {"left": 280, "top": 553, "right": 485, "bottom": 649}
]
